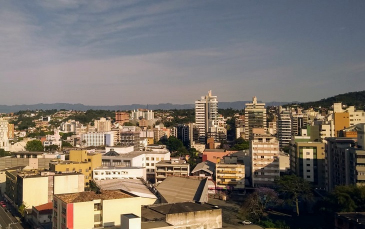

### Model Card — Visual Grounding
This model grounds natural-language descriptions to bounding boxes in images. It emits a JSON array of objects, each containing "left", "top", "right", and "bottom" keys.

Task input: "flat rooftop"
[
  {"left": 156, "top": 160, "right": 187, "bottom": 165},
  {"left": 102, "top": 151, "right": 168, "bottom": 159},
  {"left": 94, "top": 166, "right": 144, "bottom": 170},
  {"left": 55, "top": 190, "right": 132, "bottom": 203}
]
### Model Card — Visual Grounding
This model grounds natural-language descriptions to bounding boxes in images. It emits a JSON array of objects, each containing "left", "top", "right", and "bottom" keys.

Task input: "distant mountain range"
[{"left": 0, "top": 101, "right": 290, "bottom": 113}]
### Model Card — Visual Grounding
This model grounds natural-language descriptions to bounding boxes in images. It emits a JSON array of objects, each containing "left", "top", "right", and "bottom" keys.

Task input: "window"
[
  {"left": 307, "top": 175, "right": 311, "bottom": 178},
  {"left": 307, "top": 170, "right": 310, "bottom": 172},
  {"left": 261, "top": 156, "right": 264, "bottom": 158},
  {"left": 146, "top": 157, "right": 150, "bottom": 160},
  {"left": 66, "top": 168, "right": 69, "bottom": 172},
  {"left": 151, "top": 163, "right": 154, "bottom": 166},
  {"left": 306, "top": 158, "right": 310, "bottom": 161},
  {"left": 146, "top": 163, "right": 150, "bottom": 166},
  {"left": 79, "top": 169, "right": 82, "bottom": 172},
  {"left": 306, "top": 152, "right": 310, "bottom": 155}
]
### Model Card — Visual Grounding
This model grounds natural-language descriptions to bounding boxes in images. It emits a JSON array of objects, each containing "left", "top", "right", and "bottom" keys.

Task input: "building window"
[
  {"left": 146, "top": 157, "right": 150, "bottom": 160},
  {"left": 307, "top": 164, "right": 310, "bottom": 166},
  {"left": 307, "top": 170, "right": 310, "bottom": 172},
  {"left": 306, "top": 152, "right": 310, "bottom": 155},
  {"left": 146, "top": 163, "right": 149, "bottom": 166},
  {"left": 307, "top": 175, "right": 311, "bottom": 178}
]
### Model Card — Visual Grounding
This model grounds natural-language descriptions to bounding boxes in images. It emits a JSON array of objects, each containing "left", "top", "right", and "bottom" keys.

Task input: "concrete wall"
[
  {"left": 102, "top": 197, "right": 142, "bottom": 227},
  {"left": 0, "top": 171, "right": 6, "bottom": 194},
  {"left": 54, "top": 174, "right": 84, "bottom": 195},
  {"left": 73, "top": 201, "right": 95, "bottom": 229},
  {"left": 166, "top": 209, "right": 222, "bottom": 229},
  {"left": 22, "top": 177, "right": 48, "bottom": 209}
]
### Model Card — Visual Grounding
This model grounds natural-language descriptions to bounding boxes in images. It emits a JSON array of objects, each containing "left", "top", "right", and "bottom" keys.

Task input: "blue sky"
[{"left": 1, "top": 1, "right": 365, "bottom": 105}]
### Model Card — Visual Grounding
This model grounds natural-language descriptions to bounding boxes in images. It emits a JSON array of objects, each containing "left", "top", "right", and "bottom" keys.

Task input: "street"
[{"left": 0, "top": 206, "right": 23, "bottom": 229}]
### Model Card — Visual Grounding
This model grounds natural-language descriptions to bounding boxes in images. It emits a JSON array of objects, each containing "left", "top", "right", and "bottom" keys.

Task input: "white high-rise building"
[
  {"left": 94, "top": 117, "right": 112, "bottom": 132},
  {"left": 0, "top": 118, "right": 9, "bottom": 151},
  {"left": 195, "top": 90, "right": 218, "bottom": 143}
]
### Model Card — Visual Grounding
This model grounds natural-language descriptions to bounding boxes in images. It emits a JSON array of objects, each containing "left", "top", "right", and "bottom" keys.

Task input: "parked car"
[
  {"left": 1, "top": 203, "right": 6, "bottom": 208},
  {"left": 242, "top": 220, "right": 252, "bottom": 225}
]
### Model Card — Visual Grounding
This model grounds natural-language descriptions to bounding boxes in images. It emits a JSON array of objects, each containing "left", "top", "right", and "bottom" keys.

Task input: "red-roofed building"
[
  {"left": 202, "top": 149, "right": 236, "bottom": 163},
  {"left": 31, "top": 202, "right": 53, "bottom": 228}
]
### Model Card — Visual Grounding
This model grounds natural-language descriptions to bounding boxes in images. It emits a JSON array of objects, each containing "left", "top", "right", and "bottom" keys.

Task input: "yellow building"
[
  {"left": 53, "top": 190, "right": 152, "bottom": 229},
  {"left": 50, "top": 150, "right": 101, "bottom": 186},
  {"left": 216, "top": 158, "right": 245, "bottom": 190},
  {"left": 334, "top": 112, "right": 350, "bottom": 137}
]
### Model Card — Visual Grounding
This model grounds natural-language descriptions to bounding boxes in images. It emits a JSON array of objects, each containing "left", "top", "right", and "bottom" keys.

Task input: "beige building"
[
  {"left": 5, "top": 169, "right": 84, "bottom": 210},
  {"left": 155, "top": 159, "right": 190, "bottom": 183},
  {"left": 94, "top": 117, "right": 112, "bottom": 132},
  {"left": 250, "top": 135, "right": 280, "bottom": 187},
  {"left": 53, "top": 190, "right": 152, "bottom": 229},
  {"left": 216, "top": 156, "right": 245, "bottom": 190}
]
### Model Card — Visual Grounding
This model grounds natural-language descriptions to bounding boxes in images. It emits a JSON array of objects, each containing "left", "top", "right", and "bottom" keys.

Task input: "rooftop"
[
  {"left": 33, "top": 202, "right": 53, "bottom": 215},
  {"left": 156, "top": 160, "right": 187, "bottom": 165},
  {"left": 191, "top": 160, "right": 215, "bottom": 174},
  {"left": 96, "top": 179, "right": 156, "bottom": 199},
  {"left": 94, "top": 166, "right": 144, "bottom": 171},
  {"left": 55, "top": 190, "right": 132, "bottom": 203}
]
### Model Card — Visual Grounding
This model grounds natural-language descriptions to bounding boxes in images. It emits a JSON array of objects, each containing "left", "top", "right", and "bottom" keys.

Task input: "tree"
[
  {"left": 25, "top": 140, "right": 44, "bottom": 151},
  {"left": 62, "top": 141, "right": 73, "bottom": 147},
  {"left": 275, "top": 175, "right": 312, "bottom": 216},
  {"left": 166, "top": 136, "right": 183, "bottom": 153},
  {"left": 230, "top": 137, "right": 249, "bottom": 151},
  {"left": 0, "top": 149, "right": 11, "bottom": 157},
  {"left": 44, "top": 144, "right": 59, "bottom": 151}
]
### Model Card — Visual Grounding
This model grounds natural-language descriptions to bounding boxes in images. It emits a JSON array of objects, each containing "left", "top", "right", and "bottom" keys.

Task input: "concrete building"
[
  {"left": 93, "top": 166, "right": 146, "bottom": 181},
  {"left": 101, "top": 151, "right": 170, "bottom": 181},
  {"left": 31, "top": 202, "right": 53, "bottom": 229},
  {"left": 43, "top": 128, "right": 62, "bottom": 149},
  {"left": 49, "top": 150, "right": 102, "bottom": 186},
  {"left": 81, "top": 132, "right": 114, "bottom": 147},
  {"left": 277, "top": 107, "right": 292, "bottom": 148},
  {"left": 325, "top": 136, "right": 365, "bottom": 192},
  {"left": 94, "top": 117, "right": 112, "bottom": 132},
  {"left": 0, "top": 118, "right": 10, "bottom": 151},
  {"left": 119, "top": 131, "right": 140, "bottom": 151},
  {"left": 131, "top": 109, "right": 154, "bottom": 121},
  {"left": 141, "top": 202, "right": 222, "bottom": 229},
  {"left": 279, "top": 152, "right": 290, "bottom": 174},
  {"left": 244, "top": 97, "right": 266, "bottom": 140},
  {"left": 216, "top": 155, "right": 245, "bottom": 190},
  {"left": 155, "top": 159, "right": 190, "bottom": 183},
  {"left": 53, "top": 190, "right": 152, "bottom": 229},
  {"left": 195, "top": 90, "right": 218, "bottom": 144},
  {"left": 291, "top": 109, "right": 308, "bottom": 136},
  {"left": 290, "top": 141, "right": 326, "bottom": 188},
  {"left": 5, "top": 169, "right": 84, "bottom": 210},
  {"left": 202, "top": 149, "right": 236, "bottom": 163},
  {"left": 115, "top": 112, "right": 130, "bottom": 125},
  {"left": 250, "top": 135, "right": 280, "bottom": 187},
  {"left": 335, "top": 212, "right": 365, "bottom": 229},
  {"left": 334, "top": 112, "right": 350, "bottom": 137},
  {"left": 104, "top": 146, "right": 134, "bottom": 155}
]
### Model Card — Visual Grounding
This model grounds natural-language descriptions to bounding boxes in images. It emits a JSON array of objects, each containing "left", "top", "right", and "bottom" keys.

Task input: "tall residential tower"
[{"left": 195, "top": 90, "right": 218, "bottom": 144}]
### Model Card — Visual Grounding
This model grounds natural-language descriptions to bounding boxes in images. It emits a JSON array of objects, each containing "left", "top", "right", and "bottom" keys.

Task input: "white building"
[
  {"left": 131, "top": 109, "right": 154, "bottom": 121},
  {"left": 81, "top": 132, "right": 114, "bottom": 147},
  {"left": 104, "top": 146, "right": 134, "bottom": 154},
  {"left": 93, "top": 166, "right": 146, "bottom": 180},
  {"left": 44, "top": 129, "right": 62, "bottom": 148},
  {"left": 195, "top": 90, "right": 218, "bottom": 143},
  {"left": 0, "top": 118, "right": 10, "bottom": 151}
]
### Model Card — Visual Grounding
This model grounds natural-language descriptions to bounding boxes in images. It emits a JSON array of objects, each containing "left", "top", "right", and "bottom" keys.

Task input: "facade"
[
  {"left": 244, "top": 97, "right": 267, "bottom": 140},
  {"left": 0, "top": 118, "right": 10, "bottom": 151},
  {"left": 291, "top": 110, "right": 308, "bottom": 136},
  {"left": 216, "top": 156, "right": 245, "bottom": 189},
  {"left": 202, "top": 149, "right": 236, "bottom": 163},
  {"left": 325, "top": 137, "right": 361, "bottom": 192},
  {"left": 81, "top": 132, "right": 114, "bottom": 147},
  {"left": 31, "top": 202, "right": 53, "bottom": 228},
  {"left": 115, "top": 112, "right": 130, "bottom": 125},
  {"left": 195, "top": 90, "right": 218, "bottom": 144},
  {"left": 250, "top": 135, "right": 280, "bottom": 187},
  {"left": 290, "top": 141, "right": 326, "bottom": 188},
  {"left": 93, "top": 166, "right": 146, "bottom": 181},
  {"left": 94, "top": 117, "right": 112, "bottom": 132},
  {"left": 191, "top": 160, "right": 215, "bottom": 178},
  {"left": 177, "top": 124, "right": 190, "bottom": 147},
  {"left": 50, "top": 150, "right": 101, "bottom": 186},
  {"left": 5, "top": 170, "right": 84, "bottom": 210},
  {"left": 334, "top": 112, "right": 350, "bottom": 137},
  {"left": 131, "top": 109, "right": 154, "bottom": 121},
  {"left": 155, "top": 159, "right": 190, "bottom": 183},
  {"left": 119, "top": 131, "right": 140, "bottom": 151},
  {"left": 53, "top": 190, "right": 151, "bottom": 229},
  {"left": 277, "top": 107, "right": 292, "bottom": 148}
]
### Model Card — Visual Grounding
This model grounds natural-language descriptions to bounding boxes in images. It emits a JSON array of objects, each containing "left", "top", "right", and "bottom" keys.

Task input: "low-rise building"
[
  {"left": 53, "top": 190, "right": 151, "bottom": 229},
  {"left": 155, "top": 159, "right": 189, "bottom": 183},
  {"left": 216, "top": 155, "right": 245, "bottom": 190},
  {"left": 93, "top": 166, "right": 146, "bottom": 181}
]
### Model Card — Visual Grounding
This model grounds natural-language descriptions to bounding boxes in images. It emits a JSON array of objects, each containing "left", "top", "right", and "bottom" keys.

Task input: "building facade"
[{"left": 244, "top": 97, "right": 266, "bottom": 140}]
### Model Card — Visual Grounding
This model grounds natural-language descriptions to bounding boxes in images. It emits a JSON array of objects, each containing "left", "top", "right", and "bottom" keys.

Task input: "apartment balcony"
[
  {"left": 218, "top": 181, "right": 238, "bottom": 185},
  {"left": 217, "top": 175, "right": 240, "bottom": 179},
  {"left": 217, "top": 170, "right": 238, "bottom": 174}
]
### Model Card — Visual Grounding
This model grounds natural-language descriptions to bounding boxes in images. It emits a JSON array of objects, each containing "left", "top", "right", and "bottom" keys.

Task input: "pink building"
[{"left": 202, "top": 149, "right": 236, "bottom": 163}]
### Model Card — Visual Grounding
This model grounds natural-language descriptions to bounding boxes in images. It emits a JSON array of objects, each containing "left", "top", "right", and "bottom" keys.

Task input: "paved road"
[{"left": 0, "top": 205, "right": 23, "bottom": 229}]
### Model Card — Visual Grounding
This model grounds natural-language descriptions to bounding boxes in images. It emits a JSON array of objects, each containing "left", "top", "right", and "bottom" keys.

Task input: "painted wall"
[
  {"left": 54, "top": 175, "right": 84, "bottom": 195},
  {"left": 22, "top": 177, "right": 48, "bottom": 209}
]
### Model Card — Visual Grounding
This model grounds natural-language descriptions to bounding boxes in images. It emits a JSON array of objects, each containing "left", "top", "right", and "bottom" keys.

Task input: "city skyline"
[{"left": 1, "top": 1, "right": 365, "bottom": 105}]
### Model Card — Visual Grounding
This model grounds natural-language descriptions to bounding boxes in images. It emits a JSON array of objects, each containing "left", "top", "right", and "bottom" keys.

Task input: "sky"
[{"left": 1, "top": 0, "right": 365, "bottom": 106}]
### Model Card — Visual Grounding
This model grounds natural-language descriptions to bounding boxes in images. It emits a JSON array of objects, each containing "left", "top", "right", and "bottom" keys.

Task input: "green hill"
[{"left": 295, "top": 90, "right": 365, "bottom": 110}]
